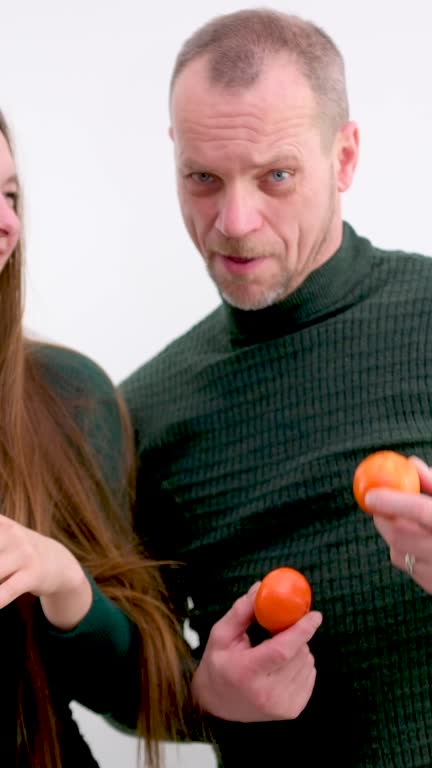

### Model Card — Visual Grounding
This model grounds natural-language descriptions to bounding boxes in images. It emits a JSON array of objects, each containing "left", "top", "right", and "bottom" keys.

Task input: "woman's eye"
[{"left": 4, "top": 191, "right": 18, "bottom": 208}]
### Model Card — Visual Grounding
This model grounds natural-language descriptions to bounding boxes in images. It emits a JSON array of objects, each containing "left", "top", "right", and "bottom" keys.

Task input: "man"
[{"left": 121, "top": 9, "right": 432, "bottom": 766}]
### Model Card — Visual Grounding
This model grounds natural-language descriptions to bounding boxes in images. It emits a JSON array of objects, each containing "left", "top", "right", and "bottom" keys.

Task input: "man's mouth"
[
  {"left": 225, "top": 255, "right": 255, "bottom": 263},
  {"left": 215, "top": 252, "right": 265, "bottom": 276}
]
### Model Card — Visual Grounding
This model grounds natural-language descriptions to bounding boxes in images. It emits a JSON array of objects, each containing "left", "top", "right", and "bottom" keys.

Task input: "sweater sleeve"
[
  {"left": 37, "top": 574, "right": 140, "bottom": 726},
  {"left": 32, "top": 344, "right": 141, "bottom": 727}
]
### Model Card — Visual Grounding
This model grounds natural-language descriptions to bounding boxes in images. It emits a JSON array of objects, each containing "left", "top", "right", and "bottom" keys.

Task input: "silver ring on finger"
[{"left": 404, "top": 552, "right": 416, "bottom": 577}]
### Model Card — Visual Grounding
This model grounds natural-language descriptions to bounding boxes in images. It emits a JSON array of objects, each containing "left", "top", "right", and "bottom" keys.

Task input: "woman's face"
[{"left": 0, "top": 131, "right": 20, "bottom": 273}]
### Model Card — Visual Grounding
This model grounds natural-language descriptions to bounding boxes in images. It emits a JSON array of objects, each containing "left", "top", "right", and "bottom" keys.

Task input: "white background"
[{"left": 2, "top": 1, "right": 432, "bottom": 766}]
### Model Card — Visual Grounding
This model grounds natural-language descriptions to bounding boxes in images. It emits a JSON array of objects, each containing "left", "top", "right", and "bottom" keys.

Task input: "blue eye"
[
  {"left": 191, "top": 172, "right": 215, "bottom": 184},
  {"left": 270, "top": 170, "right": 290, "bottom": 182}
]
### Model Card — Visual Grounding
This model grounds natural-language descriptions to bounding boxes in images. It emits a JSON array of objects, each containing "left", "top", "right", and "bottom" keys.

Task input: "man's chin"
[
  {"left": 206, "top": 264, "right": 289, "bottom": 310},
  {"left": 219, "top": 286, "right": 286, "bottom": 311}
]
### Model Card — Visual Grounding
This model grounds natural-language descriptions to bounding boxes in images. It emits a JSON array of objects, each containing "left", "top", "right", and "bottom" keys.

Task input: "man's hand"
[
  {"left": 191, "top": 583, "right": 322, "bottom": 722},
  {"left": 365, "top": 455, "right": 432, "bottom": 593}
]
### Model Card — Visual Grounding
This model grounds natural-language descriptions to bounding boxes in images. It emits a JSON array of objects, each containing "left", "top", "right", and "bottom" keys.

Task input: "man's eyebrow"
[
  {"left": 179, "top": 157, "right": 206, "bottom": 169},
  {"left": 179, "top": 154, "right": 300, "bottom": 169},
  {"left": 257, "top": 153, "right": 300, "bottom": 167}
]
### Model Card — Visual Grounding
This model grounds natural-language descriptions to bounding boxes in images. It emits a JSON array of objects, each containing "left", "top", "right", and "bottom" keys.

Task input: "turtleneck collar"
[{"left": 223, "top": 221, "right": 374, "bottom": 347}]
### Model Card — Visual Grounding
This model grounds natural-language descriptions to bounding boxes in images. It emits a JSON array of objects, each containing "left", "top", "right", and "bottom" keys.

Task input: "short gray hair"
[{"left": 170, "top": 8, "right": 349, "bottom": 138}]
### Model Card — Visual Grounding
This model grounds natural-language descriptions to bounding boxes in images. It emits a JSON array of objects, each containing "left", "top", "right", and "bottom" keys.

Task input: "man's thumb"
[{"left": 211, "top": 582, "right": 261, "bottom": 646}]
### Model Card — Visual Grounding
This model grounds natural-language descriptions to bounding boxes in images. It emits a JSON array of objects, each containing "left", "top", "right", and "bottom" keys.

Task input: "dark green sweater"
[
  {"left": 7, "top": 345, "right": 140, "bottom": 767},
  {"left": 121, "top": 222, "right": 432, "bottom": 767}
]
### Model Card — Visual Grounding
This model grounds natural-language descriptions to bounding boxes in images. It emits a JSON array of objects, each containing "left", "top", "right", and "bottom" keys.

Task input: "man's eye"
[
  {"left": 190, "top": 172, "right": 215, "bottom": 184},
  {"left": 269, "top": 170, "right": 291, "bottom": 183}
]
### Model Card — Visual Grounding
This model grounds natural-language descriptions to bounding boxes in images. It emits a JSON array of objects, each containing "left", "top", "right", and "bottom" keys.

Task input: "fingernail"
[
  {"left": 409, "top": 455, "right": 429, "bottom": 470},
  {"left": 364, "top": 491, "right": 374, "bottom": 507},
  {"left": 247, "top": 581, "right": 261, "bottom": 594},
  {"left": 312, "top": 611, "right": 323, "bottom": 628}
]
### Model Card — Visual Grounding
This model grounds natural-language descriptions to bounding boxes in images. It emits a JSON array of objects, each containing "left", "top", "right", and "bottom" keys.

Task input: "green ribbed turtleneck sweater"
[{"left": 121, "top": 222, "right": 432, "bottom": 767}]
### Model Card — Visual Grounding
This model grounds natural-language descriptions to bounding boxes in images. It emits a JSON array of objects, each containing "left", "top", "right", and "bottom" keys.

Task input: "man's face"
[{"left": 170, "top": 55, "right": 358, "bottom": 310}]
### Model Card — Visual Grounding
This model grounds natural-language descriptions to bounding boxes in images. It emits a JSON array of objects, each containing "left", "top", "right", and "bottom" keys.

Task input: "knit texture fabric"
[
  {"left": 121, "top": 222, "right": 432, "bottom": 767},
  {"left": 9, "top": 345, "right": 139, "bottom": 768}
]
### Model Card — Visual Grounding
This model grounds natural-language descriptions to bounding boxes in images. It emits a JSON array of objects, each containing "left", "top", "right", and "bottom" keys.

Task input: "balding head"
[{"left": 170, "top": 9, "right": 349, "bottom": 143}]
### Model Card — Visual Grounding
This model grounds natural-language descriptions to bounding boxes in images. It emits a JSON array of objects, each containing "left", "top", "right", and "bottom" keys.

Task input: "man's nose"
[{"left": 215, "top": 186, "right": 262, "bottom": 239}]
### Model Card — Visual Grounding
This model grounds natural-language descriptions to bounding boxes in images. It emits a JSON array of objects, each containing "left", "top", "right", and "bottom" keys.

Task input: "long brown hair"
[{"left": 0, "top": 111, "right": 191, "bottom": 767}]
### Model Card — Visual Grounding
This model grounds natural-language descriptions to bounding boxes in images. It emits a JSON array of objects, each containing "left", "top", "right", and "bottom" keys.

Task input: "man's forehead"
[
  {"left": 171, "top": 69, "right": 319, "bottom": 148},
  {"left": 171, "top": 52, "right": 315, "bottom": 111}
]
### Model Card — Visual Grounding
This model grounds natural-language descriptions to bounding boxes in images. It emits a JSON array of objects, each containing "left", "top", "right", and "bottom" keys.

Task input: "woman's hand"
[{"left": 0, "top": 515, "right": 92, "bottom": 630}]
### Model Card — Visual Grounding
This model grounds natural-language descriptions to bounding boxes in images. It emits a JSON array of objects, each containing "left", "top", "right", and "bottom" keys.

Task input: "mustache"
[{"left": 209, "top": 239, "right": 271, "bottom": 260}]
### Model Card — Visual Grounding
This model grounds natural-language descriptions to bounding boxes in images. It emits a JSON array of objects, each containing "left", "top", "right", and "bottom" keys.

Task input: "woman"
[{"left": 0, "top": 111, "right": 191, "bottom": 767}]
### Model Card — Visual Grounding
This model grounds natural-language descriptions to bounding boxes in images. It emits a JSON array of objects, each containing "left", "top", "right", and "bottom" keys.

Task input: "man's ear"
[{"left": 335, "top": 121, "right": 359, "bottom": 193}]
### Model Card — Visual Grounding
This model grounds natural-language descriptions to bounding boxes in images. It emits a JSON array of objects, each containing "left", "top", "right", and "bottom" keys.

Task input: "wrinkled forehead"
[
  {"left": 171, "top": 53, "right": 318, "bottom": 127},
  {"left": 171, "top": 55, "right": 322, "bottom": 169}
]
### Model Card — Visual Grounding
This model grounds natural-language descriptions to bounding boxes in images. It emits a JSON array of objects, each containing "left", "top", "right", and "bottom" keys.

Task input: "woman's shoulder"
[
  {"left": 28, "top": 341, "right": 123, "bottom": 447},
  {"left": 28, "top": 343, "right": 128, "bottom": 495},
  {"left": 29, "top": 342, "right": 117, "bottom": 402}
]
